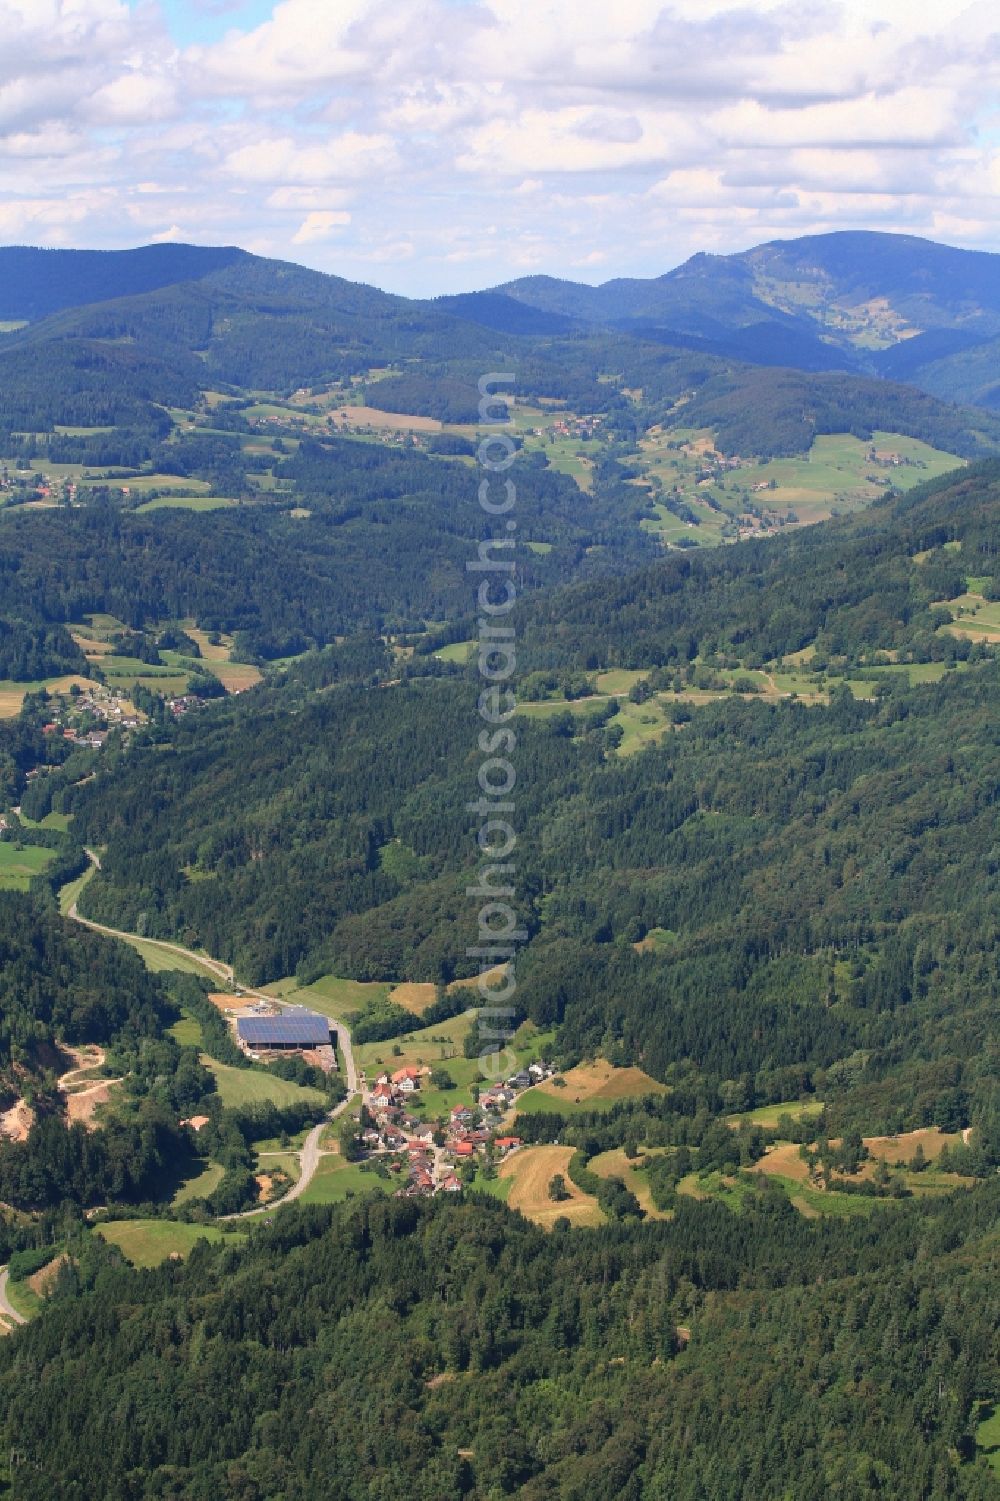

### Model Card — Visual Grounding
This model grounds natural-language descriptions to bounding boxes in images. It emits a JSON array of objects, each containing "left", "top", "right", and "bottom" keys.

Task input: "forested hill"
[
  {"left": 493, "top": 231, "right": 1000, "bottom": 403},
  {"left": 61, "top": 462, "right": 1000, "bottom": 1153},
  {"left": 2, "top": 1191, "right": 1000, "bottom": 1499},
  {"left": 517, "top": 459, "right": 1000, "bottom": 670},
  {"left": 0, "top": 436, "right": 657, "bottom": 658},
  {"left": 4, "top": 238, "right": 1000, "bottom": 458},
  {"left": 0, "top": 244, "right": 247, "bottom": 322}
]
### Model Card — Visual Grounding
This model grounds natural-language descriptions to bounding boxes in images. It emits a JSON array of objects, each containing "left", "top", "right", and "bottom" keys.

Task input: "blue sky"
[
  {"left": 0, "top": 0, "right": 998, "bottom": 295},
  {"left": 151, "top": 1, "right": 276, "bottom": 47}
]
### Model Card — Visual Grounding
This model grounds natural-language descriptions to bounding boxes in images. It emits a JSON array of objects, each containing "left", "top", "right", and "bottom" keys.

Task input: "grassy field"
[
  {"left": 727, "top": 1099, "right": 825, "bottom": 1128},
  {"left": 171, "top": 1160, "right": 225, "bottom": 1205},
  {"left": 941, "top": 590, "right": 1000, "bottom": 642},
  {"left": 95, "top": 1220, "right": 244, "bottom": 1268},
  {"left": 262, "top": 973, "right": 390, "bottom": 1020},
  {"left": 388, "top": 982, "right": 438, "bottom": 1015},
  {"left": 58, "top": 864, "right": 94, "bottom": 916},
  {"left": 609, "top": 697, "right": 677, "bottom": 755},
  {"left": 4, "top": 1272, "right": 48, "bottom": 1321},
  {"left": 594, "top": 669, "right": 647, "bottom": 695},
  {"left": 0, "top": 842, "right": 54, "bottom": 890},
  {"left": 356, "top": 1009, "right": 476, "bottom": 1076},
  {"left": 747, "top": 1128, "right": 970, "bottom": 1214},
  {"left": 206, "top": 661, "right": 262, "bottom": 693},
  {"left": 167, "top": 1015, "right": 203, "bottom": 1046},
  {"left": 296, "top": 1150, "right": 391, "bottom": 1206},
  {"left": 434, "top": 640, "right": 474, "bottom": 664},
  {"left": 201, "top": 1058, "right": 326, "bottom": 1110},
  {"left": 18, "top": 811, "right": 73, "bottom": 833},
  {"left": 112, "top": 935, "right": 222, "bottom": 978},
  {"left": 500, "top": 1145, "right": 603, "bottom": 1229},
  {"left": 977, "top": 1403, "right": 1000, "bottom": 1475},
  {"left": 516, "top": 1060, "right": 667, "bottom": 1116},
  {"left": 136, "top": 495, "right": 237, "bottom": 513},
  {"left": 636, "top": 427, "right": 964, "bottom": 545}
]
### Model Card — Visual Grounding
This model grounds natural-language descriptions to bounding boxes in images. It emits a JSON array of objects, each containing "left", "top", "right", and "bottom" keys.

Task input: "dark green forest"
[
  {"left": 61, "top": 466, "right": 1000, "bottom": 1157},
  {"left": 1, "top": 1192, "right": 999, "bottom": 1499}
]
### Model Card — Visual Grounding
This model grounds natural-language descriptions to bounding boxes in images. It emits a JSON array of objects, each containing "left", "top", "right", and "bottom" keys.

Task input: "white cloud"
[
  {"left": 291, "top": 209, "right": 352, "bottom": 243},
  {"left": 220, "top": 131, "right": 397, "bottom": 184},
  {"left": 0, "top": 0, "right": 993, "bottom": 291}
]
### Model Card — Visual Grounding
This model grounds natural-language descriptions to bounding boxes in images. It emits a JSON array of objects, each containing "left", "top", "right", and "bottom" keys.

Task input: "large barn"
[{"left": 237, "top": 1010, "right": 333, "bottom": 1051}]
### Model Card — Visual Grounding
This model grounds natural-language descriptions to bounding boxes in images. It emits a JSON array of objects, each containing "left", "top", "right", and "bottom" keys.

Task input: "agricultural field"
[
  {"left": 387, "top": 982, "right": 438, "bottom": 1016},
  {"left": 636, "top": 427, "right": 965, "bottom": 547},
  {"left": 168, "top": 1011, "right": 201, "bottom": 1045},
  {"left": 499, "top": 1145, "right": 603, "bottom": 1229},
  {"left": 939, "top": 588, "right": 1000, "bottom": 643},
  {"left": 333, "top": 404, "right": 441, "bottom": 434},
  {"left": 515, "top": 1059, "right": 667, "bottom": 1116},
  {"left": 727, "top": 1098, "right": 825, "bottom": 1128},
  {"left": 356, "top": 1009, "right": 477, "bottom": 1078},
  {"left": 18, "top": 811, "right": 73, "bottom": 833},
  {"left": 0, "top": 674, "right": 92, "bottom": 719},
  {"left": 434, "top": 639, "right": 474, "bottom": 665},
  {"left": 743, "top": 1126, "right": 971, "bottom": 1216},
  {"left": 95, "top": 1220, "right": 243, "bottom": 1268},
  {"left": 0, "top": 842, "right": 54, "bottom": 890},
  {"left": 199, "top": 1057, "right": 326, "bottom": 1111}
]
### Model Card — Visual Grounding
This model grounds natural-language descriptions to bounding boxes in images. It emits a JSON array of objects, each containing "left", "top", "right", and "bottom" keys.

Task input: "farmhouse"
[{"left": 237, "top": 1010, "right": 333, "bottom": 1052}]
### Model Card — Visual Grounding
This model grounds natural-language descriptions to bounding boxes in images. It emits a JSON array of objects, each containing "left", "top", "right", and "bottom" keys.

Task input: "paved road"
[
  {"left": 63, "top": 851, "right": 359, "bottom": 1214},
  {"left": 222, "top": 1090, "right": 358, "bottom": 1221},
  {"left": 0, "top": 1268, "right": 26, "bottom": 1326}
]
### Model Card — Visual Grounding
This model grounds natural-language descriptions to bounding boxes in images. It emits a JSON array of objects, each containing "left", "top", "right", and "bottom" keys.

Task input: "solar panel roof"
[{"left": 237, "top": 1011, "right": 331, "bottom": 1046}]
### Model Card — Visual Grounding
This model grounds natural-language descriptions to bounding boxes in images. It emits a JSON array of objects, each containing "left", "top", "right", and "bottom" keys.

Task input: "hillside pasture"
[
  {"left": 200, "top": 1057, "right": 325, "bottom": 1110},
  {"left": 500, "top": 1145, "right": 603, "bottom": 1229},
  {"left": 0, "top": 674, "right": 93, "bottom": 719},
  {"left": 262, "top": 973, "right": 391, "bottom": 1021},
  {"left": 296, "top": 1149, "right": 391, "bottom": 1207},
  {"left": 0, "top": 842, "right": 55, "bottom": 890},
  {"left": 95, "top": 1220, "right": 242, "bottom": 1268},
  {"left": 516, "top": 1060, "right": 667, "bottom": 1116},
  {"left": 589, "top": 1147, "right": 671, "bottom": 1220}
]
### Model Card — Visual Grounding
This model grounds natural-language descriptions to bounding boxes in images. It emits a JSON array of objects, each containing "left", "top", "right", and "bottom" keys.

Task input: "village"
[
  {"left": 227, "top": 996, "right": 554, "bottom": 1199},
  {"left": 39, "top": 683, "right": 142, "bottom": 748},
  {"left": 356, "top": 1057, "right": 555, "bottom": 1197}
]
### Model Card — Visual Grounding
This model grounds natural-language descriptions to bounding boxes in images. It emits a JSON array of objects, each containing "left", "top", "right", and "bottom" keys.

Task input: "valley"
[{"left": 0, "top": 232, "right": 998, "bottom": 1498}]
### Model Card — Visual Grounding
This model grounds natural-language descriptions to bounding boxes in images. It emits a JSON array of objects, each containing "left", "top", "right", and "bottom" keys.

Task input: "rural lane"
[
  {"left": 63, "top": 851, "right": 359, "bottom": 1215},
  {"left": 0, "top": 1268, "right": 26, "bottom": 1326}
]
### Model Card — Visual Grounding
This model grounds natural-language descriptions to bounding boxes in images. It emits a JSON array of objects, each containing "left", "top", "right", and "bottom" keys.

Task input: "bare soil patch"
[{"left": 0, "top": 1100, "right": 33, "bottom": 1141}]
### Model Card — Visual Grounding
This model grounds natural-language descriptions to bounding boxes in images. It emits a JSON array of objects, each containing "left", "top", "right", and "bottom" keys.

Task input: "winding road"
[{"left": 64, "top": 851, "right": 359, "bottom": 1214}]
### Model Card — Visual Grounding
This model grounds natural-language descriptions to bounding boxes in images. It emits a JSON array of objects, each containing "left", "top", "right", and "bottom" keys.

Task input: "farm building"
[{"left": 237, "top": 1011, "right": 332, "bottom": 1051}]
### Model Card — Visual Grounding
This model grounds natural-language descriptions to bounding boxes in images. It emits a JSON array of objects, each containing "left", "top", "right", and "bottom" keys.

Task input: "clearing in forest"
[
  {"left": 517, "top": 1060, "right": 666, "bottom": 1115},
  {"left": 500, "top": 1145, "right": 603, "bottom": 1229}
]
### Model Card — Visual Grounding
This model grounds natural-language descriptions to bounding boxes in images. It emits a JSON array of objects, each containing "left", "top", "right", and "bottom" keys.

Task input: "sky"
[{"left": 0, "top": 0, "right": 998, "bottom": 295}]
